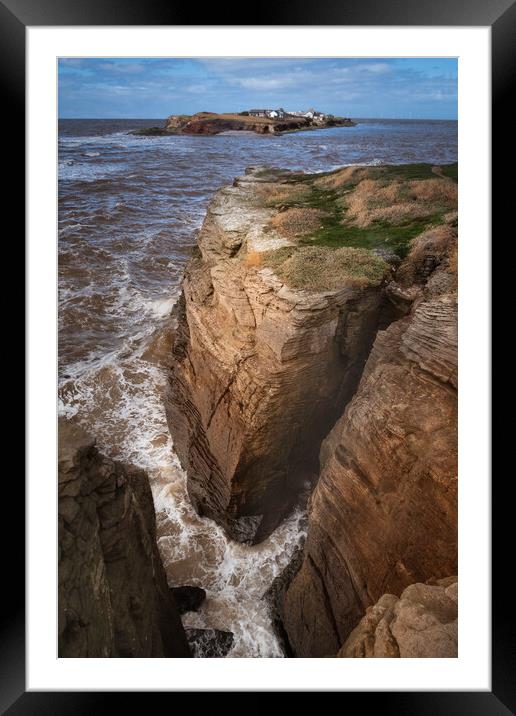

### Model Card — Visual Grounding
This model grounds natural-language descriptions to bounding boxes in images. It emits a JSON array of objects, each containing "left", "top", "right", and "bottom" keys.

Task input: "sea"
[{"left": 58, "top": 118, "right": 458, "bottom": 657}]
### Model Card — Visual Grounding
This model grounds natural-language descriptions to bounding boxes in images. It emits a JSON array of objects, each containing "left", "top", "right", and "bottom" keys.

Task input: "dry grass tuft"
[
  {"left": 396, "top": 224, "right": 458, "bottom": 286},
  {"left": 263, "top": 245, "right": 388, "bottom": 291},
  {"left": 313, "top": 166, "right": 372, "bottom": 191},
  {"left": 407, "top": 224, "right": 456, "bottom": 263},
  {"left": 258, "top": 184, "right": 311, "bottom": 207},
  {"left": 443, "top": 210, "right": 458, "bottom": 225},
  {"left": 344, "top": 178, "right": 458, "bottom": 228},
  {"left": 269, "top": 207, "right": 328, "bottom": 238}
]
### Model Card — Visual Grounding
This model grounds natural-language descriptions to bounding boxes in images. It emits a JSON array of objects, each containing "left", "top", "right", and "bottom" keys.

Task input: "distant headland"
[{"left": 130, "top": 108, "right": 356, "bottom": 137}]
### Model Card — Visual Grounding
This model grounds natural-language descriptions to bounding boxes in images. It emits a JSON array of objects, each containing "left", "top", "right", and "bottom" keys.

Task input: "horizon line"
[{"left": 58, "top": 115, "right": 458, "bottom": 121}]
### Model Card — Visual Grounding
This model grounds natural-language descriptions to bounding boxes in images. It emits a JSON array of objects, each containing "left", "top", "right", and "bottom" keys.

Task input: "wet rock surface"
[
  {"left": 263, "top": 546, "right": 305, "bottom": 657},
  {"left": 185, "top": 628, "right": 235, "bottom": 657},
  {"left": 170, "top": 585, "right": 207, "bottom": 614}
]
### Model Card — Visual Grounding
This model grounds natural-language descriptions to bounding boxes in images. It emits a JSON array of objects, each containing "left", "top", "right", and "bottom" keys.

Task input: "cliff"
[
  {"left": 131, "top": 112, "right": 356, "bottom": 137},
  {"left": 167, "top": 163, "right": 457, "bottom": 550},
  {"left": 167, "top": 161, "right": 458, "bottom": 657},
  {"left": 166, "top": 166, "right": 396, "bottom": 542},
  {"left": 280, "top": 214, "right": 458, "bottom": 656},
  {"left": 58, "top": 418, "right": 191, "bottom": 657}
]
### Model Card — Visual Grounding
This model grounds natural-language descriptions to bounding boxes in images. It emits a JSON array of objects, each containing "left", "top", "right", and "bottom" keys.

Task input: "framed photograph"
[{"left": 9, "top": 0, "right": 507, "bottom": 708}]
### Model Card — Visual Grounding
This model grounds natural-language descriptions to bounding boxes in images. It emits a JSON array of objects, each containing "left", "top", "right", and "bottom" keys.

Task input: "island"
[{"left": 130, "top": 107, "right": 356, "bottom": 136}]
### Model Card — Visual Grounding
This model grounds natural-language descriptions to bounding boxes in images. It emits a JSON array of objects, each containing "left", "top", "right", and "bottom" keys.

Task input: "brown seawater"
[{"left": 58, "top": 118, "right": 458, "bottom": 656}]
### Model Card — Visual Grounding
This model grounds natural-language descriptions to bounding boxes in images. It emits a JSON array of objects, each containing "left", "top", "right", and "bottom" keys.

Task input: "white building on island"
[
  {"left": 247, "top": 107, "right": 328, "bottom": 121},
  {"left": 248, "top": 108, "right": 287, "bottom": 119}
]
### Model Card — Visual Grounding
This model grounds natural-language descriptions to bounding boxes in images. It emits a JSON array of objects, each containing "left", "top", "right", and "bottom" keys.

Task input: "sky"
[{"left": 58, "top": 57, "right": 458, "bottom": 120}]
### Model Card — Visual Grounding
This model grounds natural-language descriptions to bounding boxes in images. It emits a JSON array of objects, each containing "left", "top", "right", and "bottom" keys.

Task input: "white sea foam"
[
  {"left": 58, "top": 159, "right": 126, "bottom": 183},
  {"left": 59, "top": 325, "right": 306, "bottom": 657},
  {"left": 149, "top": 297, "right": 176, "bottom": 318}
]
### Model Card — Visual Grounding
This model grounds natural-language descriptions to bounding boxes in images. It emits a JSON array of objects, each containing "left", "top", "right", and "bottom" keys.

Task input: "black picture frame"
[{"left": 8, "top": 0, "right": 507, "bottom": 710}]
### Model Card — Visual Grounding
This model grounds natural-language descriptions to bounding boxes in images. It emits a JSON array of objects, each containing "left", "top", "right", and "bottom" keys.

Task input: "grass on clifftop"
[
  {"left": 264, "top": 162, "right": 458, "bottom": 259},
  {"left": 263, "top": 246, "right": 388, "bottom": 291}
]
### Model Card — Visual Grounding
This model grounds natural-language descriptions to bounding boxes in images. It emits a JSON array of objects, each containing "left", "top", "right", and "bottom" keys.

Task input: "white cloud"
[
  {"left": 230, "top": 76, "right": 296, "bottom": 90},
  {"left": 362, "top": 62, "right": 390, "bottom": 74},
  {"left": 97, "top": 62, "right": 144, "bottom": 74},
  {"left": 185, "top": 83, "right": 210, "bottom": 94}
]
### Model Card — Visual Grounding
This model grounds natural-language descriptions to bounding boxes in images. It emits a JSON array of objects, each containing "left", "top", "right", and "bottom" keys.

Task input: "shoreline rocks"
[{"left": 58, "top": 418, "right": 191, "bottom": 658}]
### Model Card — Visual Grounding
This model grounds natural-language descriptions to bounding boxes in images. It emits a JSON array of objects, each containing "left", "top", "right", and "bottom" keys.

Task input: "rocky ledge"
[
  {"left": 58, "top": 418, "right": 191, "bottom": 657},
  {"left": 130, "top": 112, "right": 356, "bottom": 137},
  {"left": 167, "top": 161, "right": 458, "bottom": 657}
]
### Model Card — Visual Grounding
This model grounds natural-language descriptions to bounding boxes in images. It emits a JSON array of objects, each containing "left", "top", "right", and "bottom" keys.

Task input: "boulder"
[
  {"left": 170, "top": 585, "right": 207, "bottom": 614},
  {"left": 338, "top": 579, "right": 458, "bottom": 658}
]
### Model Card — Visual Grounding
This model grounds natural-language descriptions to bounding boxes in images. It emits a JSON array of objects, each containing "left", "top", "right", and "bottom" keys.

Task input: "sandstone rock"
[
  {"left": 166, "top": 168, "right": 386, "bottom": 542},
  {"left": 337, "top": 579, "right": 458, "bottom": 658},
  {"left": 58, "top": 418, "right": 191, "bottom": 658},
  {"left": 281, "top": 222, "right": 457, "bottom": 657}
]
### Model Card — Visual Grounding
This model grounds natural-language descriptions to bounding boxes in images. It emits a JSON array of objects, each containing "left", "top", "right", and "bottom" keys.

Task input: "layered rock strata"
[
  {"left": 281, "top": 221, "right": 458, "bottom": 657},
  {"left": 167, "top": 162, "right": 458, "bottom": 657},
  {"left": 166, "top": 167, "right": 390, "bottom": 542},
  {"left": 58, "top": 418, "right": 191, "bottom": 657}
]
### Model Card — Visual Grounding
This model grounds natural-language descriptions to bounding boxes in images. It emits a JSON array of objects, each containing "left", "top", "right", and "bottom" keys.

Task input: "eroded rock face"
[
  {"left": 281, "top": 222, "right": 458, "bottom": 657},
  {"left": 166, "top": 168, "right": 387, "bottom": 542},
  {"left": 58, "top": 418, "right": 191, "bottom": 658},
  {"left": 338, "top": 578, "right": 458, "bottom": 658}
]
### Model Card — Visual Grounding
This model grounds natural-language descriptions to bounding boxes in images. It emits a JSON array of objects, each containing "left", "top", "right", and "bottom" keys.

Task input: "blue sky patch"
[{"left": 58, "top": 57, "right": 458, "bottom": 120}]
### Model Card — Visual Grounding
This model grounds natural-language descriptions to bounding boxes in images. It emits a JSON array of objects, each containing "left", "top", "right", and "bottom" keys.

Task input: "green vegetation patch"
[
  {"left": 263, "top": 245, "right": 388, "bottom": 291},
  {"left": 263, "top": 163, "right": 457, "bottom": 258},
  {"left": 380, "top": 163, "right": 436, "bottom": 181},
  {"left": 300, "top": 212, "right": 445, "bottom": 258},
  {"left": 438, "top": 162, "right": 458, "bottom": 182}
]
